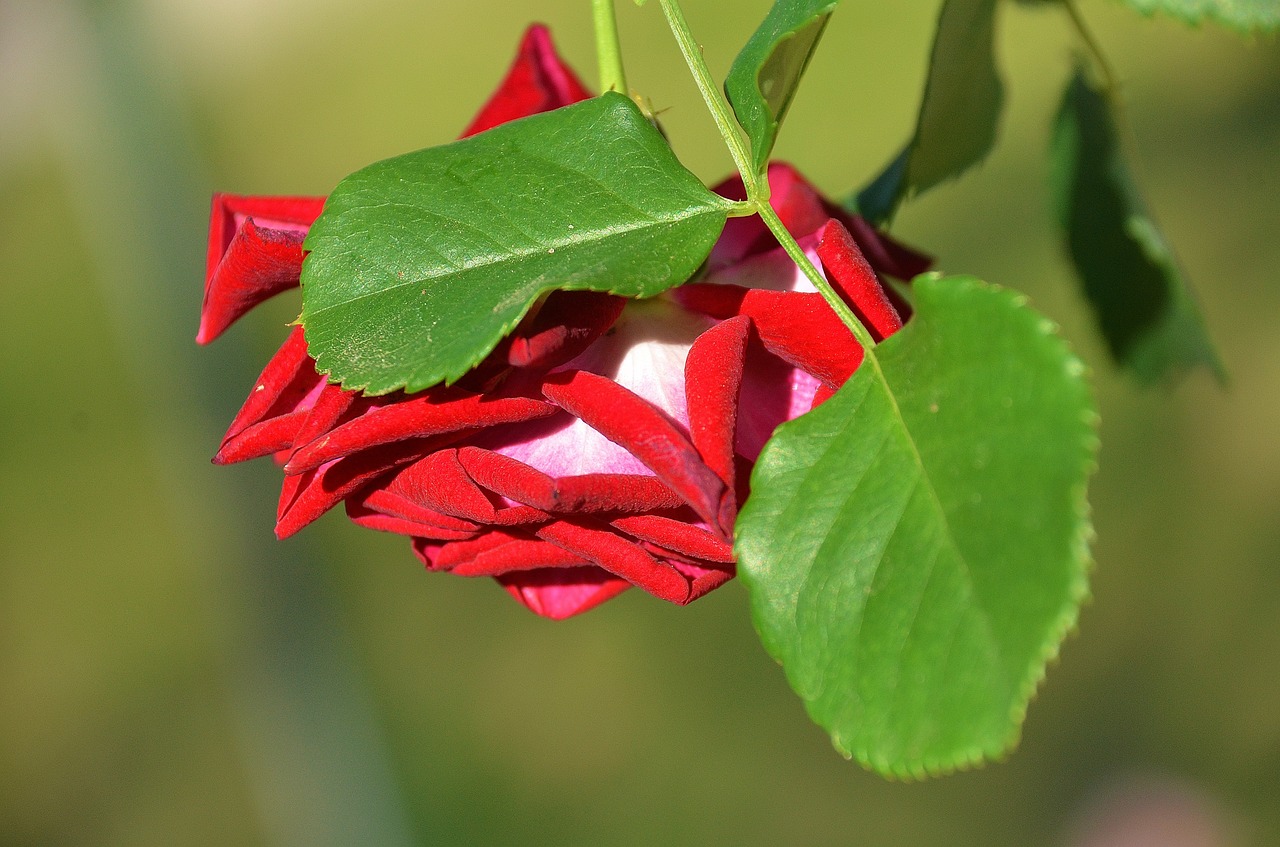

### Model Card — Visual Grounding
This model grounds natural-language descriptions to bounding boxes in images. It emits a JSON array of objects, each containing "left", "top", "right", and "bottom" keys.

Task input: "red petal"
[
  {"left": 284, "top": 389, "right": 557, "bottom": 474},
  {"left": 456, "top": 447, "right": 685, "bottom": 513},
  {"left": 214, "top": 326, "right": 324, "bottom": 464},
  {"left": 461, "top": 25, "right": 593, "bottom": 138},
  {"left": 816, "top": 219, "right": 903, "bottom": 342},
  {"left": 200, "top": 194, "right": 325, "bottom": 344},
  {"left": 684, "top": 315, "right": 749, "bottom": 534},
  {"left": 507, "top": 291, "right": 626, "bottom": 370},
  {"left": 497, "top": 567, "right": 632, "bottom": 620},
  {"left": 536, "top": 520, "right": 690, "bottom": 604},
  {"left": 611, "top": 515, "right": 735, "bottom": 564},
  {"left": 676, "top": 285, "right": 863, "bottom": 387},
  {"left": 275, "top": 440, "right": 445, "bottom": 539},
  {"left": 540, "top": 370, "right": 725, "bottom": 527},
  {"left": 383, "top": 449, "right": 498, "bottom": 523},
  {"left": 346, "top": 499, "right": 478, "bottom": 541}
]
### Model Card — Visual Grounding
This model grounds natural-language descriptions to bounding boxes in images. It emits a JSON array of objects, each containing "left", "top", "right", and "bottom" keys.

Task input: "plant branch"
[
  {"left": 592, "top": 0, "right": 628, "bottom": 94},
  {"left": 655, "top": 0, "right": 764, "bottom": 200}
]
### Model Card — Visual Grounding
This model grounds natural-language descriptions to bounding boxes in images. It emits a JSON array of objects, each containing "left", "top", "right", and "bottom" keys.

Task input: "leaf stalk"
[{"left": 592, "top": 0, "right": 629, "bottom": 95}]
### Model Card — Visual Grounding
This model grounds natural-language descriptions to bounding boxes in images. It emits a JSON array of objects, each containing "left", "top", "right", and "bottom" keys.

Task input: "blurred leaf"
[
  {"left": 736, "top": 275, "right": 1096, "bottom": 777},
  {"left": 302, "top": 92, "right": 731, "bottom": 395},
  {"left": 725, "top": 0, "right": 840, "bottom": 175},
  {"left": 1050, "top": 68, "right": 1223, "bottom": 383},
  {"left": 1121, "top": 0, "right": 1279, "bottom": 31},
  {"left": 853, "top": 0, "right": 1004, "bottom": 225}
]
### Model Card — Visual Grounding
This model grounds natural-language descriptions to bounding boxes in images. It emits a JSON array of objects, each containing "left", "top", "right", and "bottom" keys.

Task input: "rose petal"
[
  {"left": 285, "top": 389, "right": 557, "bottom": 474},
  {"left": 684, "top": 315, "right": 749, "bottom": 534},
  {"left": 200, "top": 194, "right": 325, "bottom": 344},
  {"left": 507, "top": 291, "right": 626, "bottom": 370},
  {"left": 535, "top": 520, "right": 690, "bottom": 604},
  {"left": 676, "top": 284, "right": 862, "bottom": 387},
  {"left": 497, "top": 567, "right": 632, "bottom": 620},
  {"left": 457, "top": 447, "right": 686, "bottom": 513},
  {"left": 611, "top": 515, "right": 735, "bottom": 564},
  {"left": 461, "top": 24, "right": 593, "bottom": 137},
  {"left": 817, "top": 218, "right": 903, "bottom": 342},
  {"left": 214, "top": 326, "right": 325, "bottom": 464},
  {"left": 541, "top": 370, "right": 724, "bottom": 528}
]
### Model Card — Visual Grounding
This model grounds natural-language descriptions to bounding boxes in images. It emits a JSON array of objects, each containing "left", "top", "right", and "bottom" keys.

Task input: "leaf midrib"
[{"left": 304, "top": 199, "right": 727, "bottom": 320}]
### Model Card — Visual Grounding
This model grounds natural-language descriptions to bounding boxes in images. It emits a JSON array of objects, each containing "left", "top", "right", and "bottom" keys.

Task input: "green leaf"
[
  {"left": 736, "top": 275, "right": 1096, "bottom": 777},
  {"left": 1050, "top": 68, "right": 1223, "bottom": 383},
  {"left": 1120, "top": 0, "right": 1279, "bottom": 31},
  {"left": 725, "top": 0, "right": 840, "bottom": 176},
  {"left": 301, "top": 92, "right": 732, "bottom": 395},
  {"left": 853, "top": 0, "right": 1004, "bottom": 225}
]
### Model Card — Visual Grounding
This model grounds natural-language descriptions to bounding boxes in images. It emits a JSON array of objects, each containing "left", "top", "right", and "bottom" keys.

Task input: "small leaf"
[
  {"left": 1050, "top": 68, "right": 1223, "bottom": 383},
  {"left": 736, "top": 275, "right": 1096, "bottom": 777},
  {"left": 1120, "top": 0, "right": 1279, "bottom": 31},
  {"left": 301, "top": 92, "right": 732, "bottom": 395},
  {"left": 725, "top": 0, "right": 840, "bottom": 175},
  {"left": 853, "top": 0, "right": 1004, "bottom": 225}
]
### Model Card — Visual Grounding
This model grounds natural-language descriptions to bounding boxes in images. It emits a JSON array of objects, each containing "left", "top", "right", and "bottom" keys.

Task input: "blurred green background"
[{"left": 1, "top": 0, "right": 1277, "bottom": 844}]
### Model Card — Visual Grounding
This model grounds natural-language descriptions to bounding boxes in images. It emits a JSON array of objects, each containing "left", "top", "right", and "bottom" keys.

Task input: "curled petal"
[
  {"left": 285, "top": 389, "right": 557, "bottom": 474},
  {"left": 684, "top": 315, "right": 749, "bottom": 534},
  {"left": 275, "top": 437, "right": 461, "bottom": 539},
  {"left": 461, "top": 24, "right": 594, "bottom": 137},
  {"left": 457, "top": 447, "right": 686, "bottom": 514},
  {"left": 496, "top": 567, "right": 632, "bottom": 620},
  {"left": 507, "top": 291, "right": 626, "bottom": 370},
  {"left": 817, "top": 219, "right": 904, "bottom": 342},
  {"left": 535, "top": 520, "right": 690, "bottom": 604},
  {"left": 676, "top": 284, "right": 862, "bottom": 387},
  {"left": 541, "top": 370, "right": 725, "bottom": 527},
  {"left": 611, "top": 515, "right": 735, "bottom": 564},
  {"left": 200, "top": 194, "right": 325, "bottom": 344},
  {"left": 214, "top": 326, "right": 324, "bottom": 464}
]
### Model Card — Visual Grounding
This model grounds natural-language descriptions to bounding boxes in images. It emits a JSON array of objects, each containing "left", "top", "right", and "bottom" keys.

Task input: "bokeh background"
[{"left": 2, "top": 0, "right": 1277, "bottom": 844}]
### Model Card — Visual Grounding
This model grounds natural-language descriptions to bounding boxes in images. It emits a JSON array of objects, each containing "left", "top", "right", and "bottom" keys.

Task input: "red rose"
[{"left": 201, "top": 25, "right": 929, "bottom": 619}]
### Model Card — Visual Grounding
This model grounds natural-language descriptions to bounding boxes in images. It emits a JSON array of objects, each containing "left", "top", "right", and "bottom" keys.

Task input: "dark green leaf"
[
  {"left": 725, "top": 0, "right": 839, "bottom": 175},
  {"left": 736, "top": 275, "right": 1096, "bottom": 777},
  {"left": 300, "top": 92, "right": 732, "bottom": 395},
  {"left": 1121, "top": 0, "right": 1279, "bottom": 31},
  {"left": 853, "top": 0, "right": 1004, "bottom": 225},
  {"left": 1050, "top": 68, "right": 1223, "bottom": 383}
]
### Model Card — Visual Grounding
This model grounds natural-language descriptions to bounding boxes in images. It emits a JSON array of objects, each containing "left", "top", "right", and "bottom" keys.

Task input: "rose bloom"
[{"left": 200, "top": 25, "right": 929, "bottom": 619}]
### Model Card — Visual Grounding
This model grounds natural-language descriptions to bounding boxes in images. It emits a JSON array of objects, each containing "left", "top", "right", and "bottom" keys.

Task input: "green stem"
[
  {"left": 655, "top": 0, "right": 764, "bottom": 200},
  {"left": 656, "top": 0, "right": 871, "bottom": 347},
  {"left": 592, "top": 0, "right": 628, "bottom": 94}
]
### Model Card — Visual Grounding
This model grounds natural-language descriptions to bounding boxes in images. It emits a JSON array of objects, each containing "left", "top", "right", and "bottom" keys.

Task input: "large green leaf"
[
  {"left": 736, "top": 275, "right": 1096, "bottom": 777},
  {"left": 853, "top": 0, "right": 1004, "bottom": 225},
  {"left": 300, "top": 92, "right": 732, "bottom": 395},
  {"left": 1050, "top": 69, "right": 1223, "bottom": 383},
  {"left": 1121, "top": 0, "right": 1279, "bottom": 30},
  {"left": 725, "top": 0, "right": 840, "bottom": 176}
]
